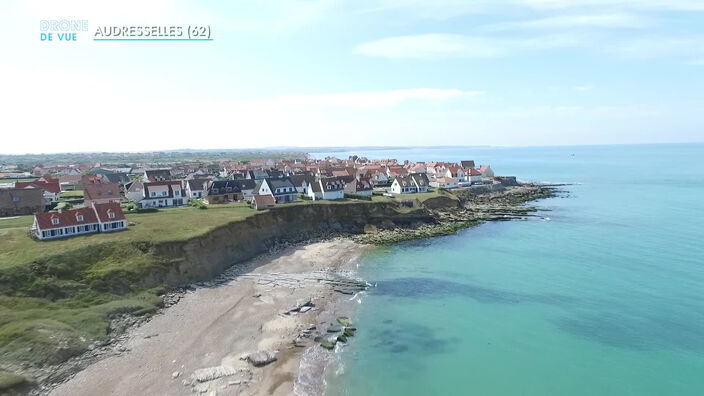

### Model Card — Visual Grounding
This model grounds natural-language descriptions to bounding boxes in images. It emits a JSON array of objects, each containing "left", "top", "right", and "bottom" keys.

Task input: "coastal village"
[{"left": 0, "top": 155, "right": 501, "bottom": 241}]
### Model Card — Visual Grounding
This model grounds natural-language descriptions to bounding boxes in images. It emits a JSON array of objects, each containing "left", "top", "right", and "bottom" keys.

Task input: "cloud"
[
  {"left": 606, "top": 36, "right": 704, "bottom": 59},
  {"left": 482, "top": 13, "right": 654, "bottom": 31},
  {"left": 355, "top": 33, "right": 585, "bottom": 59},
  {"left": 239, "top": 89, "right": 484, "bottom": 109},
  {"left": 521, "top": 0, "right": 704, "bottom": 11}
]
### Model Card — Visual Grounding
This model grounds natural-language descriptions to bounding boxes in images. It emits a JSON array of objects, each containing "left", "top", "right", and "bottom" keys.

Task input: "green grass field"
[{"left": 59, "top": 190, "right": 84, "bottom": 199}]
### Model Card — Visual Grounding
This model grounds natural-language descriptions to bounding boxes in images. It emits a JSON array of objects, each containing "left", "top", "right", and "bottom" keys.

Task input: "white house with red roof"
[
  {"left": 31, "top": 202, "right": 126, "bottom": 240},
  {"left": 466, "top": 168, "right": 484, "bottom": 184},
  {"left": 14, "top": 179, "right": 61, "bottom": 206}
]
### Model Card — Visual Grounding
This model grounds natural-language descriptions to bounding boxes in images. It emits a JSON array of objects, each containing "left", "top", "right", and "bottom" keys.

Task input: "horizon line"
[{"left": 1, "top": 142, "right": 701, "bottom": 157}]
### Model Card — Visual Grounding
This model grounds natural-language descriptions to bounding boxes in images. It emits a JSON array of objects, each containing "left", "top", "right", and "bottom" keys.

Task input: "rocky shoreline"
[
  {"left": 354, "top": 183, "right": 559, "bottom": 245},
  {"left": 24, "top": 183, "right": 559, "bottom": 395}
]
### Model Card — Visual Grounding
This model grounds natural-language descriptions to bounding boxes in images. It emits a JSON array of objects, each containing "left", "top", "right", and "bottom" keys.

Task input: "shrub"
[
  {"left": 344, "top": 193, "right": 372, "bottom": 201},
  {"left": 188, "top": 199, "right": 207, "bottom": 209}
]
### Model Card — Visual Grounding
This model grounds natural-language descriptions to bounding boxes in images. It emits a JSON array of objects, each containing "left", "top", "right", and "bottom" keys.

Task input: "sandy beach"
[{"left": 50, "top": 239, "right": 367, "bottom": 396}]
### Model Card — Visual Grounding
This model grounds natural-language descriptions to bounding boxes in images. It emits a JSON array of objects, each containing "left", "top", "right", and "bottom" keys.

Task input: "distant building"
[
  {"left": 308, "top": 177, "right": 345, "bottom": 200},
  {"left": 127, "top": 181, "right": 185, "bottom": 208},
  {"left": 84, "top": 183, "right": 122, "bottom": 206},
  {"left": 344, "top": 178, "right": 373, "bottom": 196},
  {"left": 0, "top": 188, "right": 44, "bottom": 217},
  {"left": 204, "top": 180, "right": 242, "bottom": 204},
  {"left": 467, "top": 168, "right": 483, "bottom": 184},
  {"left": 478, "top": 165, "right": 495, "bottom": 178},
  {"left": 184, "top": 179, "right": 208, "bottom": 199},
  {"left": 258, "top": 178, "right": 297, "bottom": 203},
  {"left": 31, "top": 203, "right": 126, "bottom": 240},
  {"left": 14, "top": 180, "right": 61, "bottom": 206},
  {"left": 430, "top": 177, "right": 459, "bottom": 189},
  {"left": 144, "top": 169, "right": 171, "bottom": 182},
  {"left": 251, "top": 194, "right": 276, "bottom": 210},
  {"left": 390, "top": 173, "right": 429, "bottom": 194}
]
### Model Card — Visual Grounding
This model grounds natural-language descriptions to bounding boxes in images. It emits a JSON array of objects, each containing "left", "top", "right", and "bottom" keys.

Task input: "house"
[
  {"left": 233, "top": 179, "right": 256, "bottom": 199},
  {"left": 258, "top": 178, "right": 297, "bottom": 203},
  {"left": 0, "top": 188, "right": 44, "bottom": 217},
  {"left": 184, "top": 179, "right": 208, "bottom": 198},
  {"left": 251, "top": 194, "right": 276, "bottom": 210},
  {"left": 31, "top": 202, "right": 126, "bottom": 240},
  {"left": 445, "top": 165, "right": 466, "bottom": 182},
  {"left": 246, "top": 169, "right": 270, "bottom": 180},
  {"left": 289, "top": 174, "right": 315, "bottom": 194},
  {"left": 430, "top": 177, "right": 459, "bottom": 189},
  {"left": 478, "top": 165, "right": 495, "bottom": 178},
  {"left": 84, "top": 183, "right": 122, "bottom": 206},
  {"left": 461, "top": 160, "right": 476, "bottom": 170},
  {"left": 127, "top": 181, "right": 186, "bottom": 208},
  {"left": 467, "top": 168, "right": 484, "bottom": 184},
  {"left": 204, "top": 180, "right": 242, "bottom": 204},
  {"left": 144, "top": 169, "right": 171, "bottom": 182},
  {"left": 307, "top": 177, "right": 346, "bottom": 201},
  {"left": 344, "top": 178, "right": 373, "bottom": 196},
  {"left": 390, "top": 173, "right": 430, "bottom": 194},
  {"left": 14, "top": 180, "right": 61, "bottom": 206},
  {"left": 102, "top": 172, "right": 131, "bottom": 186},
  {"left": 368, "top": 170, "right": 389, "bottom": 186}
]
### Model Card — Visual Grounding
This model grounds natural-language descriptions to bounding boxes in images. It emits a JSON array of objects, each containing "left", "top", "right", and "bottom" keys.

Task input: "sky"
[{"left": 1, "top": 0, "right": 704, "bottom": 154}]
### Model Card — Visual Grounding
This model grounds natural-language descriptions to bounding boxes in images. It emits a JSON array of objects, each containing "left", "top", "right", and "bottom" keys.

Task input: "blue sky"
[{"left": 1, "top": 0, "right": 704, "bottom": 153}]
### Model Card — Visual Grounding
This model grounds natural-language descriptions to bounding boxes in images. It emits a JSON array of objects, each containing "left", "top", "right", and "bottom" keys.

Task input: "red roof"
[
  {"left": 34, "top": 207, "right": 98, "bottom": 230},
  {"left": 252, "top": 194, "right": 275, "bottom": 207},
  {"left": 34, "top": 203, "right": 125, "bottom": 230},
  {"left": 93, "top": 202, "right": 126, "bottom": 222},
  {"left": 468, "top": 168, "right": 482, "bottom": 176},
  {"left": 15, "top": 181, "right": 61, "bottom": 194},
  {"left": 84, "top": 183, "right": 121, "bottom": 201}
]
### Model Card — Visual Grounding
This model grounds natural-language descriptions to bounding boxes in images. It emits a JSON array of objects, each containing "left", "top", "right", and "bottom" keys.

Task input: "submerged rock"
[{"left": 320, "top": 339, "right": 336, "bottom": 350}]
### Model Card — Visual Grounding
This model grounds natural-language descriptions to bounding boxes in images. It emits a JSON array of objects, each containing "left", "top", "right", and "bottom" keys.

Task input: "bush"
[
  {"left": 123, "top": 202, "right": 139, "bottom": 211},
  {"left": 188, "top": 199, "right": 207, "bottom": 209}
]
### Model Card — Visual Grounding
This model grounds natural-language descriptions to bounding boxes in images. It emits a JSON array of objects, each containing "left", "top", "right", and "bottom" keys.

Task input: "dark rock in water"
[
  {"left": 327, "top": 325, "right": 342, "bottom": 333},
  {"left": 343, "top": 328, "right": 355, "bottom": 337},
  {"left": 247, "top": 350, "right": 277, "bottom": 367},
  {"left": 337, "top": 317, "right": 352, "bottom": 326},
  {"left": 337, "top": 334, "right": 348, "bottom": 343},
  {"left": 334, "top": 288, "right": 355, "bottom": 295},
  {"left": 321, "top": 339, "right": 336, "bottom": 350}
]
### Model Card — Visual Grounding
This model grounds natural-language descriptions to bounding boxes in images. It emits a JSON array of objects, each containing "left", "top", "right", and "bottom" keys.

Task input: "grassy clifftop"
[{"left": 0, "top": 196, "right": 432, "bottom": 390}]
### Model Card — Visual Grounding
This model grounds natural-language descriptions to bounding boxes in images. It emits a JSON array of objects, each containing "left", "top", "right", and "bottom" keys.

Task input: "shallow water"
[{"left": 314, "top": 144, "right": 704, "bottom": 395}]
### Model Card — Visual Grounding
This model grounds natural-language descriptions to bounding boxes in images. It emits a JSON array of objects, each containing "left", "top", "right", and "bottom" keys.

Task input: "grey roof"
[
  {"left": 103, "top": 173, "right": 130, "bottom": 184},
  {"left": 289, "top": 174, "right": 315, "bottom": 186},
  {"left": 208, "top": 180, "right": 241, "bottom": 195},
  {"left": 186, "top": 179, "right": 209, "bottom": 191},
  {"left": 234, "top": 179, "right": 256, "bottom": 190},
  {"left": 265, "top": 177, "right": 295, "bottom": 196},
  {"left": 0, "top": 188, "right": 44, "bottom": 211}
]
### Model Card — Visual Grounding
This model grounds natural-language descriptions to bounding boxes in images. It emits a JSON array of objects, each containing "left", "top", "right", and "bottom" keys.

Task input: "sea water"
[{"left": 313, "top": 144, "right": 704, "bottom": 396}]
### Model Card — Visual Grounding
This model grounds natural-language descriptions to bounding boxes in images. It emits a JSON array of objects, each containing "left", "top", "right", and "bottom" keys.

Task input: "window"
[
  {"left": 76, "top": 214, "right": 84, "bottom": 222},
  {"left": 108, "top": 211, "right": 115, "bottom": 219},
  {"left": 51, "top": 217, "right": 59, "bottom": 225},
  {"left": 12, "top": 197, "right": 19, "bottom": 202},
  {"left": 175, "top": 190, "right": 180, "bottom": 196},
  {"left": 162, "top": 191, "right": 167, "bottom": 196},
  {"left": 151, "top": 192, "right": 156, "bottom": 197}
]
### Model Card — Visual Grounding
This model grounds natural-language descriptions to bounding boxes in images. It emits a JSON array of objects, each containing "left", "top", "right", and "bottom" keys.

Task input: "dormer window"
[
  {"left": 108, "top": 211, "right": 115, "bottom": 219},
  {"left": 51, "top": 217, "right": 59, "bottom": 225},
  {"left": 76, "top": 214, "right": 84, "bottom": 222}
]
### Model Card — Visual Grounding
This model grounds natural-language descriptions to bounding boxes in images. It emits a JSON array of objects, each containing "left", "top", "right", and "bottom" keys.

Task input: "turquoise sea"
[{"left": 313, "top": 144, "right": 704, "bottom": 396}]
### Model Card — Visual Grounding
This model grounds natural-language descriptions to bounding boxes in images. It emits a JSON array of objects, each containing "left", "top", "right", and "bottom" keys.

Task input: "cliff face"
[{"left": 142, "top": 202, "right": 433, "bottom": 288}]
